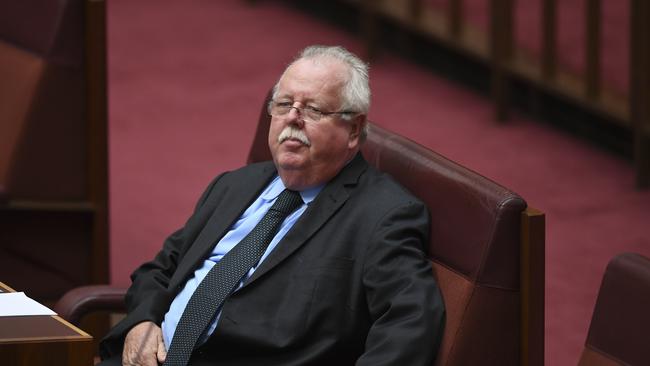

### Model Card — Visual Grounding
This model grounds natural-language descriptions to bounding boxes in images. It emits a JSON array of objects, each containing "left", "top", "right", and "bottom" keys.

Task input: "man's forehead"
[{"left": 277, "top": 58, "right": 346, "bottom": 99}]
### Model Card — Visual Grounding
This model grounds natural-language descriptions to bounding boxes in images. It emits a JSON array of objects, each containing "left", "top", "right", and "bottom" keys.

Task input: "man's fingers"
[
  {"left": 157, "top": 333, "right": 167, "bottom": 363},
  {"left": 123, "top": 345, "right": 158, "bottom": 366},
  {"left": 157, "top": 346, "right": 167, "bottom": 363},
  {"left": 122, "top": 321, "right": 163, "bottom": 366}
]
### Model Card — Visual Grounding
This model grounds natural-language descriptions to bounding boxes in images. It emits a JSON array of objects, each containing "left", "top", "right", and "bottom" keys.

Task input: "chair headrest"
[{"left": 362, "top": 123, "right": 526, "bottom": 289}]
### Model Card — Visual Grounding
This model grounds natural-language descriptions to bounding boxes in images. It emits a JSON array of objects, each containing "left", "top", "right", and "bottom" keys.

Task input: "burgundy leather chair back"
[
  {"left": 578, "top": 253, "right": 650, "bottom": 366},
  {"left": 0, "top": 0, "right": 87, "bottom": 202},
  {"left": 0, "top": 0, "right": 109, "bottom": 305},
  {"left": 248, "top": 93, "right": 530, "bottom": 365}
]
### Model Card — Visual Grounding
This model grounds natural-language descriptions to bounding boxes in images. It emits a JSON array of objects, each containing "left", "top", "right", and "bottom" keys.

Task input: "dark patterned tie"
[{"left": 163, "top": 189, "right": 303, "bottom": 366}]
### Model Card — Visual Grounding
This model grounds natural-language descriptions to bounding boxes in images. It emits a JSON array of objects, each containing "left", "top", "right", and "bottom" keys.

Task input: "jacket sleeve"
[
  {"left": 99, "top": 173, "right": 224, "bottom": 359},
  {"left": 357, "top": 201, "right": 446, "bottom": 366}
]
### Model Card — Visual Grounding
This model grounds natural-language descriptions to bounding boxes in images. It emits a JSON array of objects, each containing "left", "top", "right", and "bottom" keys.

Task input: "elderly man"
[{"left": 100, "top": 45, "right": 444, "bottom": 366}]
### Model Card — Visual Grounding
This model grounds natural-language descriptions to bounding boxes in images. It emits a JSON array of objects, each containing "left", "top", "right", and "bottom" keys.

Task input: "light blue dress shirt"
[{"left": 161, "top": 176, "right": 322, "bottom": 349}]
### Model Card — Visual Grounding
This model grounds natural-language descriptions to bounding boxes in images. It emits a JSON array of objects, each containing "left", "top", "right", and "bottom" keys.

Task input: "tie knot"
[{"left": 271, "top": 189, "right": 303, "bottom": 215}]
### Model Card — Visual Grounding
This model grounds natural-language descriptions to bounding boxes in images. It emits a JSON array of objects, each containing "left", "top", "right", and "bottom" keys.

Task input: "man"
[{"left": 100, "top": 45, "right": 444, "bottom": 366}]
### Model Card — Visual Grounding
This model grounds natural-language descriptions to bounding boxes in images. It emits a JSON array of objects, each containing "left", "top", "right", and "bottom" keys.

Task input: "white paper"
[{"left": 0, "top": 292, "right": 57, "bottom": 316}]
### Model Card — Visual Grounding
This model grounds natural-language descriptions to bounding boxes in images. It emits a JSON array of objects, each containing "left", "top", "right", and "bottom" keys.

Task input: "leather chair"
[
  {"left": 577, "top": 252, "right": 650, "bottom": 366},
  {"left": 56, "top": 93, "right": 545, "bottom": 366}
]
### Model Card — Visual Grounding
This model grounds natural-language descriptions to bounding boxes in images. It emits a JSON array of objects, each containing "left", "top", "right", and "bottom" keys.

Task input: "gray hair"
[{"left": 273, "top": 45, "right": 371, "bottom": 141}]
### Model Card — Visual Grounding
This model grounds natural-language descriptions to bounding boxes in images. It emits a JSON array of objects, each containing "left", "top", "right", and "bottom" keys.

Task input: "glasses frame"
[{"left": 267, "top": 100, "right": 358, "bottom": 123}]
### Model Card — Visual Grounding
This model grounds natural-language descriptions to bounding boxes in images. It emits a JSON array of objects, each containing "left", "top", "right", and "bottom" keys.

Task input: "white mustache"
[{"left": 278, "top": 126, "right": 311, "bottom": 146}]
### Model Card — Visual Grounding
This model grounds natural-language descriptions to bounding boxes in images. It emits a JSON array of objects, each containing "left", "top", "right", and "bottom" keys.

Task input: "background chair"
[
  {"left": 577, "top": 252, "right": 650, "bottom": 366},
  {"left": 56, "top": 93, "right": 545, "bottom": 366},
  {"left": 0, "top": 0, "right": 108, "bottom": 305}
]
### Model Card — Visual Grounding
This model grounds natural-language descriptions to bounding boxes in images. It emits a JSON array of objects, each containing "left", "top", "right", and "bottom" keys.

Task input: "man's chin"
[
  {"left": 277, "top": 161, "right": 305, "bottom": 172},
  {"left": 274, "top": 151, "right": 307, "bottom": 169}
]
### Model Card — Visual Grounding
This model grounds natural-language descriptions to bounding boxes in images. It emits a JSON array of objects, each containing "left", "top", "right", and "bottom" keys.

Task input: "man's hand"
[{"left": 122, "top": 321, "right": 167, "bottom": 366}]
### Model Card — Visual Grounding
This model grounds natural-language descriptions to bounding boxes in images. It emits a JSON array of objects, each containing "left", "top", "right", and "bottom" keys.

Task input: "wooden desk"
[{"left": 0, "top": 282, "right": 93, "bottom": 366}]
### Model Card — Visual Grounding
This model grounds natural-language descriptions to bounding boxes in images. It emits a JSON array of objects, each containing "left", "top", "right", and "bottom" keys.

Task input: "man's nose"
[{"left": 287, "top": 104, "right": 305, "bottom": 126}]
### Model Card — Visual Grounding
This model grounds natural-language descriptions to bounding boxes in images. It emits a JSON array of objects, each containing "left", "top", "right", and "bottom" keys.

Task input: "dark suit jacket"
[{"left": 100, "top": 153, "right": 445, "bottom": 365}]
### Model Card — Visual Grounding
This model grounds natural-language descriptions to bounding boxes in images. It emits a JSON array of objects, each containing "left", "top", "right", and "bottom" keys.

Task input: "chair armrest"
[{"left": 54, "top": 285, "right": 127, "bottom": 325}]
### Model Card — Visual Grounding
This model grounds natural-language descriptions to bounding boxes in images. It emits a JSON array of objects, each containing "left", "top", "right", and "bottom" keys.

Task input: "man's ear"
[{"left": 348, "top": 114, "right": 367, "bottom": 143}]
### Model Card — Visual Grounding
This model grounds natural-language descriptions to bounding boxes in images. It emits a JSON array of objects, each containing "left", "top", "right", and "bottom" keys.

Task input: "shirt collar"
[{"left": 261, "top": 175, "right": 323, "bottom": 204}]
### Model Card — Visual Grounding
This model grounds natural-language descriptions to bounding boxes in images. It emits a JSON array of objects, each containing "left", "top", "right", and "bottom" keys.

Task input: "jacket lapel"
[
  {"left": 170, "top": 162, "right": 277, "bottom": 287},
  {"left": 243, "top": 153, "right": 368, "bottom": 287}
]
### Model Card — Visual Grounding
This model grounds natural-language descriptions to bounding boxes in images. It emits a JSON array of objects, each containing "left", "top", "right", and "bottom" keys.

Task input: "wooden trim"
[
  {"left": 83, "top": 0, "right": 112, "bottom": 348},
  {"left": 367, "top": 0, "right": 489, "bottom": 59},
  {"left": 0, "top": 282, "right": 91, "bottom": 341},
  {"left": 345, "top": 0, "right": 639, "bottom": 186},
  {"left": 355, "top": 0, "right": 629, "bottom": 123},
  {"left": 52, "top": 316, "right": 92, "bottom": 339},
  {"left": 0, "top": 333, "right": 91, "bottom": 345},
  {"left": 510, "top": 47, "right": 629, "bottom": 123},
  {"left": 360, "top": 0, "right": 380, "bottom": 61},
  {"left": 631, "top": 0, "right": 650, "bottom": 187},
  {"left": 408, "top": 0, "right": 422, "bottom": 21},
  {"left": 521, "top": 207, "right": 545, "bottom": 366},
  {"left": 449, "top": 0, "right": 463, "bottom": 37},
  {"left": 85, "top": 0, "right": 109, "bottom": 284},
  {"left": 490, "top": 0, "right": 514, "bottom": 121},
  {"left": 585, "top": 0, "right": 601, "bottom": 99},
  {"left": 0, "top": 282, "right": 15, "bottom": 292},
  {"left": 541, "top": 0, "right": 557, "bottom": 79},
  {"left": 0, "top": 303, "right": 93, "bottom": 366}
]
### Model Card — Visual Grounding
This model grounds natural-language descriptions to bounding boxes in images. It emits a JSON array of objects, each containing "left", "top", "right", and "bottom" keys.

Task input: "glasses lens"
[
  {"left": 269, "top": 102, "right": 327, "bottom": 123},
  {"left": 269, "top": 102, "right": 287, "bottom": 116},
  {"left": 301, "top": 108, "right": 321, "bottom": 122}
]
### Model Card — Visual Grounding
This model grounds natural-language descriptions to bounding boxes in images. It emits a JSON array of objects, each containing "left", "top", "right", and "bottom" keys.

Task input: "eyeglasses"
[{"left": 268, "top": 100, "right": 357, "bottom": 123}]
